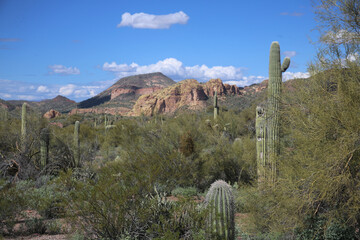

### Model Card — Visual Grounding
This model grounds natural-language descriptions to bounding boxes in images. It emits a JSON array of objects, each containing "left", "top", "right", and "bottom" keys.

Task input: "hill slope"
[{"left": 77, "top": 72, "right": 175, "bottom": 109}]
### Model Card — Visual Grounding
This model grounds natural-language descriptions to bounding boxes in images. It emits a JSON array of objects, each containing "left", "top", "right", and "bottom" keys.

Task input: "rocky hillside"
[
  {"left": 129, "top": 78, "right": 244, "bottom": 116},
  {"left": 77, "top": 72, "right": 175, "bottom": 112}
]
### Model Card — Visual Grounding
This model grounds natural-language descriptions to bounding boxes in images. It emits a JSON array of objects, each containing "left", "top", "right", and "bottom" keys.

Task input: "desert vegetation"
[{"left": 1, "top": 0, "right": 360, "bottom": 239}]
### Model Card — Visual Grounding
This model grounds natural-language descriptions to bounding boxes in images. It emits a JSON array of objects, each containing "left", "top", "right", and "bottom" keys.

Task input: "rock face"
[
  {"left": 130, "top": 78, "right": 242, "bottom": 116},
  {"left": 43, "top": 109, "right": 61, "bottom": 119},
  {"left": 69, "top": 107, "right": 130, "bottom": 116}
]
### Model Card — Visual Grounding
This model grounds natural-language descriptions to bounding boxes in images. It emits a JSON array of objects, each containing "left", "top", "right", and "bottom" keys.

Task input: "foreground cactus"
[
  {"left": 40, "top": 128, "right": 50, "bottom": 168},
  {"left": 205, "top": 180, "right": 235, "bottom": 240},
  {"left": 74, "top": 121, "right": 80, "bottom": 167},
  {"left": 214, "top": 90, "right": 219, "bottom": 120},
  {"left": 21, "top": 103, "right": 27, "bottom": 151},
  {"left": 266, "top": 41, "right": 290, "bottom": 182}
]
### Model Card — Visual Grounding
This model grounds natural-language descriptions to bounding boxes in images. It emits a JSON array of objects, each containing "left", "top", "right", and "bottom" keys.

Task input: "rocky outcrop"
[
  {"left": 110, "top": 86, "right": 163, "bottom": 100},
  {"left": 240, "top": 80, "right": 268, "bottom": 95},
  {"left": 43, "top": 109, "right": 61, "bottom": 119},
  {"left": 130, "top": 78, "right": 241, "bottom": 116},
  {"left": 69, "top": 107, "right": 130, "bottom": 116}
]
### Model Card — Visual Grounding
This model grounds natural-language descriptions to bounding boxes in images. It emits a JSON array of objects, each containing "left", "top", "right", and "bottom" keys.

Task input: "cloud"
[
  {"left": 37, "top": 85, "right": 50, "bottom": 93},
  {"left": 282, "top": 51, "right": 297, "bottom": 58},
  {"left": 103, "top": 58, "right": 245, "bottom": 82},
  {"left": 48, "top": 65, "right": 80, "bottom": 75},
  {"left": 280, "top": 12, "right": 304, "bottom": 16},
  {"left": 283, "top": 71, "right": 310, "bottom": 80},
  {"left": 0, "top": 38, "right": 21, "bottom": 42},
  {"left": 117, "top": 11, "right": 189, "bottom": 29},
  {"left": 0, "top": 79, "right": 106, "bottom": 101},
  {"left": 224, "top": 76, "right": 266, "bottom": 87}
]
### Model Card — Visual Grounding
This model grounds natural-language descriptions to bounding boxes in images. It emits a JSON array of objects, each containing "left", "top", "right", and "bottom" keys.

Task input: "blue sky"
[{"left": 0, "top": 0, "right": 318, "bottom": 102}]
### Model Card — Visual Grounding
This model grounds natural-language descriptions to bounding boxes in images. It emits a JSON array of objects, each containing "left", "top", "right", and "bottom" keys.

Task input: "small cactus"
[
  {"left": 205, "top": 180, "right": 235, "bottom": 240},
  {"left": 40, "top": 128, "right": 50, "bottom": 169},
  {"left": 214, "top": 90, "right": 219, "bottom": 120},
  {"left": 74, "top": 121, "right": 80, "bottom": 167}
]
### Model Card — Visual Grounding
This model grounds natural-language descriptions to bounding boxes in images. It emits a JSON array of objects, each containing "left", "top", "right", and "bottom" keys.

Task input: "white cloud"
[
  {"left": 48, "top": 65, "right": 80, "bottom": 75},
  {"left": 224, "top": 75, "right": 266, "bottom": 87},
  {"left": 0, "top": 78, "right": 106, "bottom": 101},
  {"left": 282, "top": 51, "right": 296, "bottom": 58},
  {"left": 0, "top": 93, "right": 11, "bottom": 98},
  {"left": 283, "top": 71, "right": 310, "bottom": 80},
  {"left": 117, "top": 11, "right": 189, "bottom": 29},
  {"left": 59, "top": 84, "right": 76, "bottom": 96},
  {"left": 103, "top": 58, "right": 244, "bottom": 82},
  {"left": 37, "top": 85, "right": 49, "bottom": 93}
]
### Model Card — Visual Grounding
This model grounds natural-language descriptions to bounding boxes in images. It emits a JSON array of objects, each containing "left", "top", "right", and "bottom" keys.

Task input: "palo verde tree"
[{"left": 245, "top": 1, "right": 360, "bottom": 237}]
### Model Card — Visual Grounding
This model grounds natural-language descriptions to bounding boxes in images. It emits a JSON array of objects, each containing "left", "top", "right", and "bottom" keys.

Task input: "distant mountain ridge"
[{"left": 6, "top": 95, "right": 76, "bottom": 114}]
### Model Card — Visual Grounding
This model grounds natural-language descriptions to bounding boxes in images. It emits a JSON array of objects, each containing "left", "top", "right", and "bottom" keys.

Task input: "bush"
[
  {"left": 171, "top": 186, "right": 199, "bottom": 197},
  {"left": 58, "top": 166, "right": 207, "bottom": 239}
]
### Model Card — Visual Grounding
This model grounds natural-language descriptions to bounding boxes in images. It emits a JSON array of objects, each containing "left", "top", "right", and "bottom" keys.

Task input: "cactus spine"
[
  {"left": 214, "top": 90, "right": 219, "bottom": 120},
  {"left": 205, "top": 180, "right": 235, "bottom": 240},
  {"left": 256, "top": 106, "right": 266, "bottom": 182},
  {"left": 74, "top": 121, "right": 80, "bottom": 167},
  {"left": 40, "top": 128, "right": 50, "bottom": 169},
  {"left": 21, "top": 103, "right": 27, "bottom": 151},
  {"left": 266, "top": 41, "right": 290, "bottom": 182}
]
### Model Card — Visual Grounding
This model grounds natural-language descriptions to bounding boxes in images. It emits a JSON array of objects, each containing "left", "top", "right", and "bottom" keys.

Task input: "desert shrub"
[
  {"left": 23, "top": 218, "right": 47, "bottom": 235},
  {"left": 171, "top": 186, "right": 199, "bottom": 197},
  {"left": 57, "top": 164, "right": 207, "bottom": 239},
  {"left": 46, "top": 219, "right": 63, "bottom": 235}
]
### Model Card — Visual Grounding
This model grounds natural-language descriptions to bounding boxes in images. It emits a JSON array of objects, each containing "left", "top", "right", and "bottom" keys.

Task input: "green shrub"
[{"left": 171, "top": 186, "right": 199, "bottom": 197}]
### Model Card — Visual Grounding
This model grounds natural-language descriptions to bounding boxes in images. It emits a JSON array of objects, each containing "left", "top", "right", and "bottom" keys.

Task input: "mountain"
[
  {"left": 129, "top": 78, "right": 245, "bottom": 116},
  {"left": 77, "top": 72, "right": 175, "bottom": 113},
  {"left": 7, "top": 95, "right": 76, "bottom": 114}
]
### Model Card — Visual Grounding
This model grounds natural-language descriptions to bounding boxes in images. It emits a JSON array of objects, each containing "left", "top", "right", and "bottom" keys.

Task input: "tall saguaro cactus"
[
  {"left": 40, "top": 128, "right": 50, "bottom": 169},
  {"left": 256, "top": 106, "right": 266, "bottom": 182},
  {"left": 266, "top": 41, "right": 290, "bottom": 181},
  {"left": 214, "top": 90, "right": 219, "bottom": 120},
  {"left": 205, "top": 180, "right": 235, "bottom": 240},
  {"left": 74, "top": 121, "right": 80, "bottom": 167},
  {"left": 21, "top": 103, "right": 27, "bottom": 151}
]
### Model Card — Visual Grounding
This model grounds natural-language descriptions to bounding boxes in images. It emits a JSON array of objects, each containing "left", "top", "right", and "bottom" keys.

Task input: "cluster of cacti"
[
  {"left": 21, "top": 103, "right": 27, "bottom": 151},
  {"left": 214, "top": 90, "right": 219, "bottom": 120},
  {"left": 40, "top": 128, "right": 50, "bottom": 169},
  {"left": 256, "top": 41, "right": 290, "bottom": 183},
  {"left": 205, "top": 180, "right": 235, "bottom": 240},
  {"left": 74, "top": 120, "right": 80, "bottom": 167}
]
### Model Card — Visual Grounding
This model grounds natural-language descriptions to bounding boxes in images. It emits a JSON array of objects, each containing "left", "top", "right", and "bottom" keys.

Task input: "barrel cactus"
[
  {"left": 40, "top": 128, "right": 50, "bottom": 169},
  {"left": 205, "top": 180, "right": 235, "bottom": 240}
]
